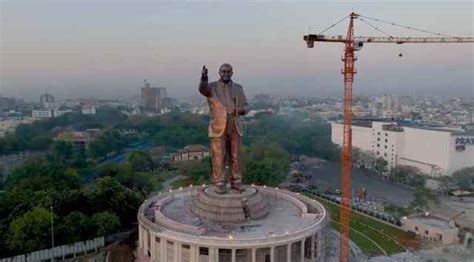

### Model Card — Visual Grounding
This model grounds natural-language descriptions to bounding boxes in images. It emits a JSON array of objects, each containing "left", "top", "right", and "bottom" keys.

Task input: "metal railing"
[{"left": 0, "top": 237, "right": 105, "bottom": 262}]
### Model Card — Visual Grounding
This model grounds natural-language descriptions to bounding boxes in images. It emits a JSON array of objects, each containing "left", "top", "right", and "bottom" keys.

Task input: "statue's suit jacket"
[{"left": 199, "top": 79, "right": 248, "bottom": 138}]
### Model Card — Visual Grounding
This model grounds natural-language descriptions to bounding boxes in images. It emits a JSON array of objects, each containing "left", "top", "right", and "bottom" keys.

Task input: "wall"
[
  {"left": 399, "top": 128, "right": 451, "bottom": 176},
  {"left": 331, "top": 123, "right": 372, "bottom": 152}
]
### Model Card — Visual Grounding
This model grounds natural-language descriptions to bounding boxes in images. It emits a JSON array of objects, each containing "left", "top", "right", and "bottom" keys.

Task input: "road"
[
  {"left": 303, "top": 161, "right": 415, "bottom": 207},
  {"left": 100, "top": 143, "right": 154, "bottom": 165},
  {"left": 81, "top": 143, "right": 154, "bottom": 183}
]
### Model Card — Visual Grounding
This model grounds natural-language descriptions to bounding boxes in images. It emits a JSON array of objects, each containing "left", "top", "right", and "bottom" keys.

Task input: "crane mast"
[
  {"left": 304, "top": 12, "right": 474, "bottom": 262},
  {"left": 339, "top": 12, "right": 356, "bottom": 262}
]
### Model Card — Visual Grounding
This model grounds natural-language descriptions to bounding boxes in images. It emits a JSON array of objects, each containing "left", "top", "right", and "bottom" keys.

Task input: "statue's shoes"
[
  {"left": 214, "top": 184, "right": 227, "bottom": 194},
  {"left": 231, "top": 183, "right": 245, "bottom": 193}
]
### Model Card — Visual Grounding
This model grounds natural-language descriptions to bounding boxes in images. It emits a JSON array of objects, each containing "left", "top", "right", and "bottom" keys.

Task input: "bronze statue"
[{"left": 199, "top": 64, "right": 248, "bottom": 194}]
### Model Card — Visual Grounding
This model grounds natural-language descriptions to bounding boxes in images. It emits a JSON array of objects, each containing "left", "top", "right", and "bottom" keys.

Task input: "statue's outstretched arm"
[{"left": 199, "top": 65, "right": 211, "bottom": 97}]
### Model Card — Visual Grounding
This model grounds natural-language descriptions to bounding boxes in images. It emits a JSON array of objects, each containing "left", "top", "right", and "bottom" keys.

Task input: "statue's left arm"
[{"left": 239, "top": 86, "right": 249, "bottom": 115}]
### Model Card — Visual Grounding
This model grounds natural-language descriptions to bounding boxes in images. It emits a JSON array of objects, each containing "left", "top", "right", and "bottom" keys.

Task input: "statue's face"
[{"left": 219, "top": 64, "right": 233, "bottom": 82}]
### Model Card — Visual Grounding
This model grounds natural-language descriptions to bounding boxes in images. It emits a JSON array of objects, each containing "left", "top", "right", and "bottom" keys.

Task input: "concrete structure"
[
  {"left": 141, "top": 81, "right": 167, "bottom": 113},
  {"left": 401, "top": 213, "right": 459, "bottom": 244},
  {"left": 171, "top": 145, "right": 209, "bottom": 162},
  {"left": 331, "top": 120, "right": 474, "bottom": 176},
  {"left": 137, "top": 185, "right": 328, "bottom": 262}
]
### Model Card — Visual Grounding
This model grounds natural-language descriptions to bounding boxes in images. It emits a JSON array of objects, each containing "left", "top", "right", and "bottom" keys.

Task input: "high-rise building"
[
  {"left": 140, "top": 81, "right": 167, "bottom": 113},
  {"left": 0, "top": 96, "right": 19, "bottom": 112},
  {"left": 40, "top": 92, "right": 55, "bottom": 109},
  {"left": 382, "top": 95, "right": 401, "bottom": 112}
]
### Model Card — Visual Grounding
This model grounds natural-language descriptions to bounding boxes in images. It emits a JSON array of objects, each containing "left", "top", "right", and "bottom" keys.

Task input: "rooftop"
[{"left": 409, "top": 216, "right": 454, "bottom": 230}]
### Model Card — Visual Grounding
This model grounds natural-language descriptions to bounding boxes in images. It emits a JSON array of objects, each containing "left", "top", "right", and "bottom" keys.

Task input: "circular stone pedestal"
[{"left": 191, "top": 185, "right": 268, "bottom": 223}]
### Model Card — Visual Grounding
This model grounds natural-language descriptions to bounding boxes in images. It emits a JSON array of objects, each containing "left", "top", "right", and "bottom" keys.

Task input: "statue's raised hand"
[{"left": 201, "top": 66, "right": 208, "bottom": 77}]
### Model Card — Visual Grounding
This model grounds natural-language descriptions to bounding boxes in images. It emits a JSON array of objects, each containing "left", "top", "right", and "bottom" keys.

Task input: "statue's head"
[{"left": 219, "top": 63, "right": 233, "bottom": 83}]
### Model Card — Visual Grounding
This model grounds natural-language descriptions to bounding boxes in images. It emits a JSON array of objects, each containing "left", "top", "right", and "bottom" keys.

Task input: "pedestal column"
[
  {"left": 300, "top": 239, "right": 305, "bottom": 262},
  {"left": 231, "top": 249, "right": 236, "bottom": 262},
  {"left": 270, "top": 246, "right": 275, "bottom": 262},
  {"left": 287, "top": 244, "right": 292, "bottom": 262}
]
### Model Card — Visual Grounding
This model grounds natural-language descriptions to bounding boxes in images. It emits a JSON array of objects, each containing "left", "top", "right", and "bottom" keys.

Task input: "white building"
[
  {"left": 32, "top": 109, "right": 73, "bottom": 119},
  {"left": 331, "top": 121, "right": 474, "bottom": 176},
  {"left": 81, "top": 105, "right": 96, "bottom": 115},
  {"left": 32, "top": 109, "right": 53, "bottom": 119},
  {"left": 54, "top": 109, "right": 72, "bottom": 117}
]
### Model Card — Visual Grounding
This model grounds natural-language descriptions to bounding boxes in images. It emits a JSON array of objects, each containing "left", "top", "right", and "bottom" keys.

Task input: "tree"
[
  {"left": 0, "top": 165, "right": 5, "bottom": 189},
  {"left": 374, "top": 157, "right": 389, "bottom": 174},
  {"left": 89, "top": 177, "right": 142, "bottom": 225},
  {"left": 87, "top": 130, "right": 125, "bottom": 161},
  {"left": 6, "top": 207, "right": 53, "bottom": 253},
  {"left": 452, "top": 167, "right": 474, "bottom": 191},
  {"left": 410, "top": 188, "right": 439, "bottom": 210},
  {"left": 244, "top": 114, "right": 339, "bottom": 161},
  {"left": 243, "top": 142, "right": 290, "bottom": 186},
  {"left": 390, "top": 166, "right": 421, "bottom": 184},
  {"left": 58, "top": 211, "right": 91, "bottom": 243},
  {"left": 91, "top": 212, "right": 121, "bottom": 236},
  {"left": 189, "top": 158, "right": 211, "bottom": 183},
  {"left": 48, "top": 141, "right": 74, "bottom": 167},
  {"left": 244, "top": 158, "right": 276, "bottom": 186},
  {"left": 127, "top": 150, "right": 154, "bottom": 171}
]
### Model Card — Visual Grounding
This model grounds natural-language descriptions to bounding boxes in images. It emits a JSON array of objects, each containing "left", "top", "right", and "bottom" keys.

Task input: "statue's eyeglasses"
[{"left": 220, "top": 70, "right": 232, "bottom": 73}]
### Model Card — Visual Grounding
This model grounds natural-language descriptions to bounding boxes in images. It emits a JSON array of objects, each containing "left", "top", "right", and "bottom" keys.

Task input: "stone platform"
[{"left": 191, "top": 185, "right": 268, "bottom": 223}]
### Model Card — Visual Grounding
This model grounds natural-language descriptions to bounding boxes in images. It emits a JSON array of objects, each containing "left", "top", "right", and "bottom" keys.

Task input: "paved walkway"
[{"left": 161, "top": 175, "right": 186, "bottom": 191}]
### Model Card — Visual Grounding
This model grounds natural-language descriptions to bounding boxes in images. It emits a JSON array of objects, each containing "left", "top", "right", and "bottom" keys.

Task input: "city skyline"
[{"left": 1, "top": 1, "right": 473, "bottom": 100}]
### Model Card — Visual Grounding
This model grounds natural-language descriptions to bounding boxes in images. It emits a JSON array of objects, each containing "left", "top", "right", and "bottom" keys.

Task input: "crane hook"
[{"left": 397, "top": 43, "right": 403, "bottom": 58}]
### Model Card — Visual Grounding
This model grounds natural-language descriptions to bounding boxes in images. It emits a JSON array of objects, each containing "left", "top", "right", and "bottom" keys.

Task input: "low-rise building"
[
  {"left": 171, "top": 145, "right": 209, "bottom": 162},
  {"left": 401, "top": 213, "right": 459, "bottom": 244},
  {"left": 0, "top": 117, "right": 34, "bottom": 137},
  {"left": 54, "top": 129, "right": 101, "bottom": 151}
]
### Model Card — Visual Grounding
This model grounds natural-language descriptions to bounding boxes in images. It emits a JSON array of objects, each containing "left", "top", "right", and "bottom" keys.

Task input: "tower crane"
[{"left": 303, "top": 12, "right": 474, "bottom": 262}]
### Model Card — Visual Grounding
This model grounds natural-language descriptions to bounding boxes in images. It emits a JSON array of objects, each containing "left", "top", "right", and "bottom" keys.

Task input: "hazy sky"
[{"left": 1, "top": 0, "right": 473, "bottom": 100}]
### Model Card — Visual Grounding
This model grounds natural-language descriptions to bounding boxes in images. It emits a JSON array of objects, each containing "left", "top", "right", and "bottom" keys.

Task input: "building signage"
[{"left": 455, "top": 136, "right": 474, "bottom": 152}]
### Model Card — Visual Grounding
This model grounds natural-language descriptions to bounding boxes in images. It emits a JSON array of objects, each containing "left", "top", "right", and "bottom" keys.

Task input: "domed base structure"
[
  {"left": 191, "top": 185, "right": 268, "bottom": 223},
  {"left": 137, "top": 185, "right": 329, "bottom": 262}
]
